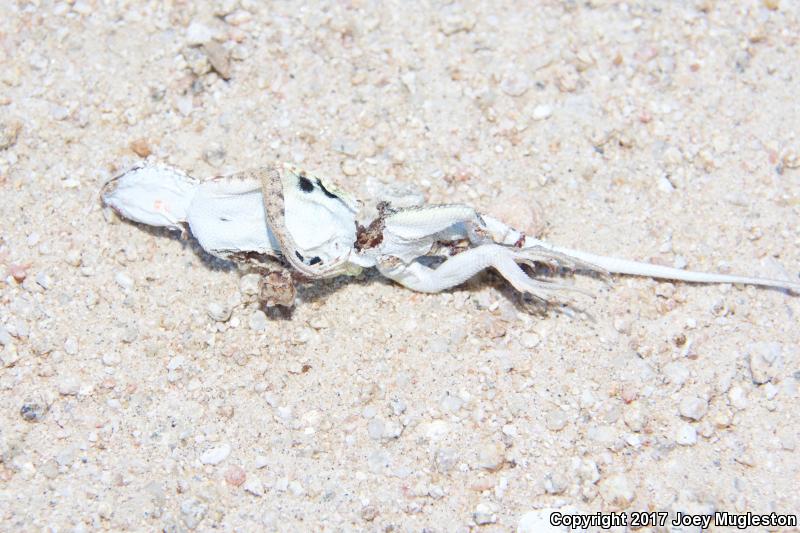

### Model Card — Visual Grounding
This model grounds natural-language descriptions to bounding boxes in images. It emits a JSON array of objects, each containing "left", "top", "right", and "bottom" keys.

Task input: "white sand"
[{"left": 1, "top": 1, "right": 798, "bottom": 530}]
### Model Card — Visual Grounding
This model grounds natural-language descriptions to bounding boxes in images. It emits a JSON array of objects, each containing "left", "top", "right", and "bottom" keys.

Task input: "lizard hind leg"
[{"left": 377, "top": 244, "right": 590, "bottom": 303}]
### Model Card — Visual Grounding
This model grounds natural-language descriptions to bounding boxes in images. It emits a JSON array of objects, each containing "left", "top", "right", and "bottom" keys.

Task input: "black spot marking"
[
  {"left": 298, "top": 176, "right": 314, "bottom": 193},
  {"left": 219, "top": 216, "right": 231, "bottom": 222},
  {"left": 316, "top": 178, "right": 339, "bottom": 199},
  {"left": 308, "top": 256, "right": 322, "bottom": 265},
  {"left": 295, "top": 251, "right": 304, "bottom": 261}
]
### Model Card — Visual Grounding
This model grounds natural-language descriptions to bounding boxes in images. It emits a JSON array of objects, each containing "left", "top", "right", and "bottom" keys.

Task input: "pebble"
[
  {"left": 35, "top": 271, "right": 52, "bottom": 290},
  {"left": 186, "top": 21, "right": 214, "bottom": 45},
  {"left": 200, "top": 443, "right": 231, "bottom": 465},
  {"left": 545, "top": 406, "right": 568, "bottom": 432},
  {"left": 40, "top": 459, "right": 59, "bottom": 479},
  {"left": 473, "top": 502, "right": 497, "bottom": 525},
  {"left": 434, "top": 448, "right": 457, "bottom": 473},
  {"left": 475, "top": 442, "right": 505, "bottom": 472},
  {"left": 663, "top": 361, "right": 689, "bottom": 387},
  {"left": 202, "top": 143, "right": 226, "bottom": 167},
  {"left": 225, "top": 9, "right": 253, "bottom": 26},
  {"left": 254, "top": 455, "right": 269, "bottom": 469},
  {"left": 0, "top": 120, "right": 22, "bottom": 150},
  {"left": 101, "top": 352, "right": 120, "bottom": 366},
  {"left": 598, "top": 474, "right": 636, "bottom": 508},
  {"left": 224, "top": 465, "right": 246, "bottom": 486},
  {"left": 728, "top": 386, "right": 749, "bottom": 410},
  {"left": 500, "top": 72, "right": 530, "bottom": 97},
  {"left": 114, "top": 272, "right": 134, "bottom": 290},
  {"left": 20, "top": 402, "right": 45, "bottom": 422},
  {"left": 438, "top": 5, "right": 476, "bottom": 35},
  {"left": 9, "top": 264, "right": 28, "bottom": 282},
  {"left": 623, "top": 404, "right": 647, "bottom": 432},
  {"left": 747, "top": 342, "right": 782, "bottom": 384},
  {"left": 64, "top": 337, "right": 78, "bottom": 355},
  {"left": 180, "top": 498, "right": 207, "bottom": 529},
  {"left": 1, "top": 344, "right": 19, "bottom": 367},
  {"left": 58, "top": 377, "right": 80, "bottom": 396},
  {"left": 532, "top": 104, "right": 553, "bottom": 120},
  {"left": 203, "top": 42, "right": 231, "bottom": 80},
  {"left": 130, "top": 138, "right": 151, "bottom": 157},
  {"left": 518, "top": 509, "right": 566, "bottom": 532},
  {"left": 288, "top": 480, "right": 304, "bottom": 496},
  {"left": 367, "top": 418, "right": 385, "bottom": 440},
  {"left": 207, "top": 302, "right": 232, "bottom": 322},
  {"left": 243, "top": 476, "right": 264, "bottom": 496},
  {"left": 679, "top": 396, "right": 708, "bottom": 421},
  {"left": 341, "top": 159, "right": 358, "bottom": 176},
  {"left": 0, "top": 325, "right": 11, "bottom": 346},
  {"left": 239, "top": 273, "right": 260, "bottom": 296},
  {"left": 675, "top": 423, "right": 697, "bottom": 445},
  {"left": 249, "top": 310, "right": 268, "bottom": 331}
]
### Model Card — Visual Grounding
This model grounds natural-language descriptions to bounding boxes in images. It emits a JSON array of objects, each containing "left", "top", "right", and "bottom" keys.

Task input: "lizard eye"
[{"left": 298, "top": 176, "right": 314, "bottom": 193}]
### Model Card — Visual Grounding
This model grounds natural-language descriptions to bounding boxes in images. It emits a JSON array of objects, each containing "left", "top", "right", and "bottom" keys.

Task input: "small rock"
[
  {"left": 249, "top": 310, "right": 267, "bottom": 332},
  {"left": 776, "top": 427, "right": 796, "bottom": 451},
  {"left": 203, "top": 42, "right": 231, "bottom": 80},
  {"left": 130, "top": 138, "right": 151, "bottom": 157},
  {"left": 64, "top": 336, "right": 78, "bottom": 355},
  {"left": 331, "top": 138, "right": 359, "bottom": 156},
  {"left": 518, "top": 509, "right": 567, "bottom": 532},
  {"left": 186, "top": 21, "right": 214, "bottom": 45},
  {"left": 101, "top": 352, "right": 120, "bottom": 366},
  {"left": 180, "top": 498, "right": 207, "bottom": 530},
  {"left": 0, "top": 325, "right": 11, "bottom": 346},
  {"left": 367, "top": 418, "right": 385, "bottom": 440},
  {"left": 747, "top": 342, "right": 782, "bottom": 384},
  {"left": 341, "top": 159, "right": 358, "bottom": 176},
  {"left": 675, "top": 423, "right": 697, "bottom": 445},
  {"left": 434, "top": 448, "right": 457, "bottom": 473},
  {"left": 243, "top": 476, "right": 264, "bottom": 496},
  {"left": 239, "top": 273, "right": 260, "bottom": 296},
  {"left": 0, "top": 120, "right": 22, "bottom": 150},
  {"left": 202, "top": 143, "right": 226, "bottom": 167},
  {"left": 728, "top": 386, "right": 749, "bottom": 410},
  {"left": 207, "top": 302, "right": 232, "bottom": 322},
  {"left": 288, "top": 480, "right": 304, "bottom": 496},
  {"left": 532, "top": 104, "right": 553, "bottom": 120},
  {"left": 40, "top": 459, "right": 59, "bottom": 479},
  {"left": 438, "top": 5, "right": 476, "bottom": 35},
  {"left": 623, "top": 403, "right": 647, "bottom": 432},
  {"left": 473, "top": 502, "right": 497, "bottom": 525},
  {"left": 500, "top": 72, "right": 530, "bottom": 97},
  {"left": 200, "top": 443, "right": 231, "bottom": 465},
  {"left": 598, "top": 473, "right": 636, "bottom": 508},
  {"left": 20, "top": 402, "right": 45, "bottom": 422},
  {"left": 545, "top": 406, "right": 568, "bottom": 432},
  {"left": 35, "top": 271, "right": 52, "bottom": 290},
  {"left": 224, "top": 465, "right": 246, "bottom": 486},
  {"left": 679, "top": 396, "right": 708, "bottom": 421},
  {"left": 9, "top": 263, "right": 28, "bottom": 282},
  {"left": 361, "top": 505, "right": 379, "bottom": 522},
  {"left": 58, "top": 377, "right": 80, "bottom": 396},
  {"left": 115, "top": 272, "right": 134, "bottom": 290},
  {"left": 475, "top": 442, "right": 505, "bottom": 471},
  {"left": 663, "top": 361, "right": 689, "bottom": 387},
  {"left": 543, "top": 471, "right": 567, "bottom": 495}
]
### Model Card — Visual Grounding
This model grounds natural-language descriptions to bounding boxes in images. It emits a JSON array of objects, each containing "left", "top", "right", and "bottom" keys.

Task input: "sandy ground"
[{"left": 1, "top": 1, "right": 799, "bottom": 531}]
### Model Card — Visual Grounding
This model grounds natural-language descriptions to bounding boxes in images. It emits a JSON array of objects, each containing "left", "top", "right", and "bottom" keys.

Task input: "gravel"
[
  {"left": 679, "top": 396, "right": 709, "bottom": 421},
  {"left": 2, "top": 1, "right": 799, "bottom": 530},
  {"left": 200, "top": 444, "right": 231, "bottom": 465}
]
